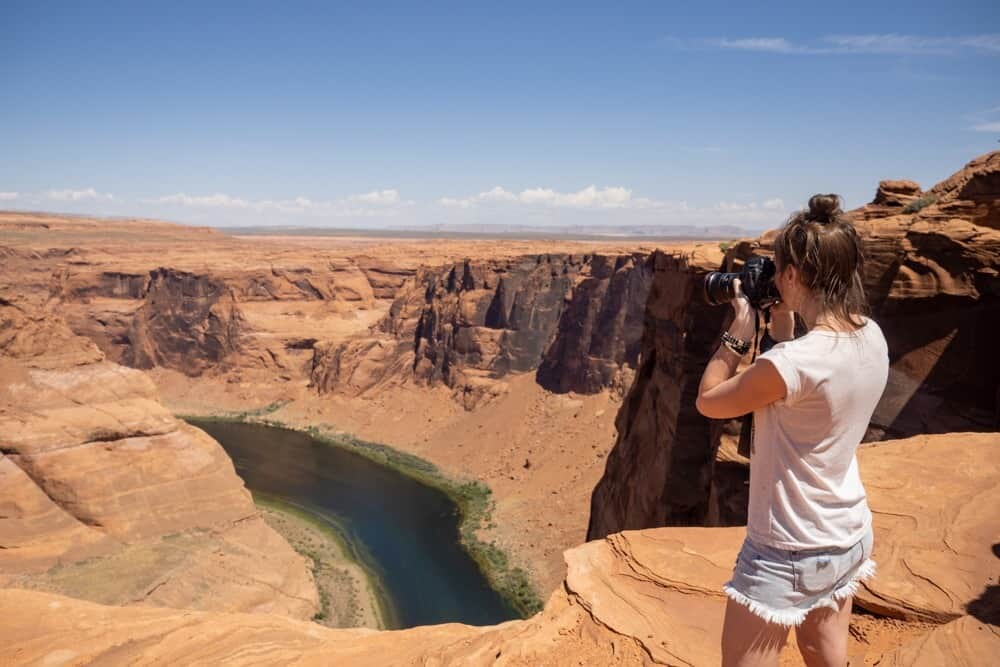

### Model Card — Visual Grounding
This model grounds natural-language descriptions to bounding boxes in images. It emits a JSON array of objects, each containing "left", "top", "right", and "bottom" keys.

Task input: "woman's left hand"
[{"left": 730, "top": 278, "right": 756, "bottom": 339}]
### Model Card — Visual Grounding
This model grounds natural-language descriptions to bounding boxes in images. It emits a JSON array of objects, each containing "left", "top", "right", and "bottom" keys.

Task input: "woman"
[{"left": 695, "top": 194, "right": 889, "bottom": 666}]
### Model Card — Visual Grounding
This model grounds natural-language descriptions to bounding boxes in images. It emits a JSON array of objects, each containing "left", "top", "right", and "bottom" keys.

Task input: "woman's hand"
[
  {"left": 767, "top": 296, "right": 796, "bottom": 342},
  {"left": 730, "top": 278, "right": 756, "bottom": 341}
]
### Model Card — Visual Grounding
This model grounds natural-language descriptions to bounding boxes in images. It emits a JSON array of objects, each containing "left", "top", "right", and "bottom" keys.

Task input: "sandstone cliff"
[
  {"left": 0, "top": 215, "right": 417, "bottom": 381},
  {"left": 589, "top": 151, "right": 1000, "bottom": 540},
  {"left": 310, "top": 252, "right": 653, "bottom": 407},
  {"left": 54, "top": 259, "right": 404, "bottom": 379},
  {"left": 0, "top": 297, "right": 319, "bottom": 618}
]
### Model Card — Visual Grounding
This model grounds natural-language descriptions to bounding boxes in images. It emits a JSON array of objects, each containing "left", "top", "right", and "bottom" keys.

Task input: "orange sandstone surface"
[{"left": 0, "top": 299, "right": 319, "bottom": 619}]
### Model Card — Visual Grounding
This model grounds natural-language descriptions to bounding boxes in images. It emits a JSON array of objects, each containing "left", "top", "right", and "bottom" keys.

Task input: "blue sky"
[{"left": 2, "top": 1, "right": 998, "bottom": 229}]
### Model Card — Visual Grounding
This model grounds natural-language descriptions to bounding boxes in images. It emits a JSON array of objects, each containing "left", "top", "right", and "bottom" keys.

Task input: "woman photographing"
[{"left": 696, "top": 194, "right": 890, "bottom": 666}]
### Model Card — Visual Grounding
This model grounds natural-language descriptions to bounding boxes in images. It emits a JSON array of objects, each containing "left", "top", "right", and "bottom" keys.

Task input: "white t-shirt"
[{"left": 748, "top": 315, "right": 889, "bottom": 550}]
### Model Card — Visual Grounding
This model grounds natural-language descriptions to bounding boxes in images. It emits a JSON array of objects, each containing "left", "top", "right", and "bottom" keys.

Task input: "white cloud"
[
  {"left": 521, "top": 185, "right": 633, "bottom": 208},
  {"left": 147, "top": 188, "right": 413, "bottom": 218},
  {"left": 958, "top": 35, "right": 1000, "bottom": 52},
  {"left": 435, "top": 185, "right": 787, "bottom": 226},
  {"left": 46, "top": 187, "right": 114, "bottom": 202},
  {"left": 438, "top": 186, "right": 517, "bottom": 208},
  {"left": 702, "top": 33, "right": 1000, "bottom": 56},
  {"left": 13, "top": 184, "right": 788, "bottom": 229},
  {"left": 973, "top": 122, "right": 1000, "bottom": 132},
  {"left": 715, "top": 38, "right": 802, "bottom": 54},
  {"left": 154, "top": 192, "right": 250, "bottom": 208},
  {"left": 350, "top": 189, "right": 400, "bottom": 205},
  {"left": 440, "top": 185, "right": 638, "bottom": 210},
  {"left": 437, "top": 197, "right": 473, "bottom": 209},
  {"left": 478, "top": 186, "right": 518, "bottom": 203},
  {"left": 824, "top": 34, "right": 952, "bottom": 55}
]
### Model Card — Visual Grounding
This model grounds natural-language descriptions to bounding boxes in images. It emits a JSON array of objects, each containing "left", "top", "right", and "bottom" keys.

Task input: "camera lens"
[{"left": 703, "top": 271, "right": 737, "bottom": 306}]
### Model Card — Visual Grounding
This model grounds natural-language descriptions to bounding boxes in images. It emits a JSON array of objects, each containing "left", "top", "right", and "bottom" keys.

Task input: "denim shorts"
[{"left": 722, "top": 527, "right": 876, "bottom": 627}]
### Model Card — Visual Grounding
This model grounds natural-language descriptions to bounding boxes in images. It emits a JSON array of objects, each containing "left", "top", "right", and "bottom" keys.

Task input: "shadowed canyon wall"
[{"left": 310, "top": 252, "right": 653, "bottom": 407}]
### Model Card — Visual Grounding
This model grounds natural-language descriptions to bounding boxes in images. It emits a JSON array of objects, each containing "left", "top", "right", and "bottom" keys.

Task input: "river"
[{"left": 185, "top": 419, "right": 519, "bottom": 628}]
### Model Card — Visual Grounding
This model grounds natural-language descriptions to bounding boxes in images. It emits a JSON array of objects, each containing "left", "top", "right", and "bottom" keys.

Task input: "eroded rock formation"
[
  {"left": 51, "top": 259, "right": 409, "bottom": 379},
  {"left": 311, "top": 252, "right": 654, "bottom": 408},
  {"left": 121, "top": 268, "right": 246, "bottom": 375},
  {"left": 0, "top": 298, "right": 318, "bottom": 618},
  {"left": 587, "top": 250, "right": 729, "bottom": 534}
]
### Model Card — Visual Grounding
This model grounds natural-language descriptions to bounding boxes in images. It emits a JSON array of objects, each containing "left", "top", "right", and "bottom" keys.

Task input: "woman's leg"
[
  {"left": 794, "top": 594, "right": 852, "bottom": 666},
  {"left": 721, "top": 597, "right": 790, "bottom": 667}
]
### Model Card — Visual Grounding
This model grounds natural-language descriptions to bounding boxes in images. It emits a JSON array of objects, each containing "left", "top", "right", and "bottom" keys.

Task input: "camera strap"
[{"left": 736, "top": 309, "right": 771, "bottom": 459}]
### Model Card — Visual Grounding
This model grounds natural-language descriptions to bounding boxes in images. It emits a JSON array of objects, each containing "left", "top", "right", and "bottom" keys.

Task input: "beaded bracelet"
[{"left": 721, "top": 331, "right": 751, "bottom": 356}]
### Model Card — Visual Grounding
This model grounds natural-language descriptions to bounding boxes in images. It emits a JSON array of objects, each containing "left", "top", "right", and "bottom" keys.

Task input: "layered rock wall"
[
  {"left": 54, "top": 260, "right": 412, "bottom": 378},
  {"left": 0, "top": 298, "right": 318, "bottom": 618},
  {"left": 311, "top": 252, "right": 654, "bottom": 407}
]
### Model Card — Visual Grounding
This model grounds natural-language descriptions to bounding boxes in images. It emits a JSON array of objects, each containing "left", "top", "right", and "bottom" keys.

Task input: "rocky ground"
[{"left": 1, "top": 150, "right": 998, "bottom": 664}]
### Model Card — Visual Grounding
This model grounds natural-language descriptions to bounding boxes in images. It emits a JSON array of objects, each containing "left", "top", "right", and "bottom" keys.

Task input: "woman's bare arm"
[{"left": 696, "top": 281, "right": 789, "bottom": 420}]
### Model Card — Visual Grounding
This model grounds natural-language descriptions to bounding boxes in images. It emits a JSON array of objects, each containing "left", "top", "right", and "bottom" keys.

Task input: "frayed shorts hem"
[{"left": 723, "top": 557, "right": 877, "bottom": 628}]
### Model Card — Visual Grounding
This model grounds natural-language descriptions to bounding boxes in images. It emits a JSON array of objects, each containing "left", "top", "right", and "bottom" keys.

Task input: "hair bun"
[{"left": 807, "top": 193, "right": 842, "bottom": 224}]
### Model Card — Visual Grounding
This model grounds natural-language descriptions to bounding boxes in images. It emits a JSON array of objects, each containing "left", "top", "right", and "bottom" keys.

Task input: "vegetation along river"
[{"left": 186, "top": 419, "right": 519, "bottom": 628}]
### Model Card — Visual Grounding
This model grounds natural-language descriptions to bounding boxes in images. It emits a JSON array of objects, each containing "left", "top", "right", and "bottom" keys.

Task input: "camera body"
[{"left": 703, "top": 255, "right": 781, "bottom": 311}]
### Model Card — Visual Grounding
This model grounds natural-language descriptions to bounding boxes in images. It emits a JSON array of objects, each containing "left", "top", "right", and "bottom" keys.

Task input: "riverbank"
[
  {"left": 253, "top": 493, "right": 388, "bottom": 629},
  {"left": 179, "top": 410, "right": 543, "bottom": 618}
]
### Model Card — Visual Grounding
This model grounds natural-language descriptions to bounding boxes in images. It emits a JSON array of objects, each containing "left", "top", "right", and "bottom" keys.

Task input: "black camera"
[{"left": 703, "top": 255, "right": 781, "bottom": 310}]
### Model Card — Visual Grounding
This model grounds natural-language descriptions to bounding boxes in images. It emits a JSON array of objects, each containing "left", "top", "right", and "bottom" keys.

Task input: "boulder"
[{"left": 873, "top": 179, "right": 923, "bottom": 207}]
